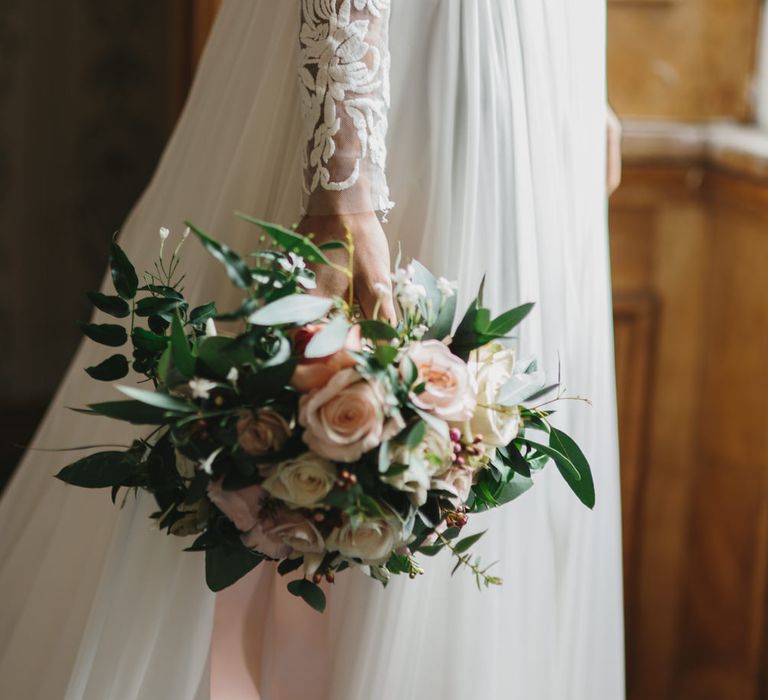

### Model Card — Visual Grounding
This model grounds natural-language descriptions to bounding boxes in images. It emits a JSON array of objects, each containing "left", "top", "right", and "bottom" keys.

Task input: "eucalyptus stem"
[{"left": 436, "top": 533, "right": 503, "bottom": 588}]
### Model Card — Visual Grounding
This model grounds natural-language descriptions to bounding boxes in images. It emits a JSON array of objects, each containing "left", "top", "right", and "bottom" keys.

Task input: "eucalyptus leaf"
[
  {"left": 55, "top": 451, "right": 139, "bottom": 488},
  {"left": 86, "top": 292, "right": 130, "bottom": 319},
  {"left": 110, "top": 236, "right": 138, "bottom": 300},
  {"left": 186, "top": 221, "right": 252, "bottom": 288},
  {"left": 115, "top": 385, "right": 195, "bottom": 413},
  {"left": 135, "top": 297, "right": 184, "bottom": 318},
  {"left": 79, "top": 322, "right": 127, "bottom": 347},
  {"left": 85, "top": 354, "right": 129, "bottom": 381},
  {"left": 247, "top": 294, "right": 333, "bottom": 326},
  {"left": 189, "top": 302, "right": 217, "bottom": 326},
  {"left": 303, "top": 315, "right": 350, "bottom": 358},
  {"left": 454, "top": 530, "right": 486, "bottom": 554}
]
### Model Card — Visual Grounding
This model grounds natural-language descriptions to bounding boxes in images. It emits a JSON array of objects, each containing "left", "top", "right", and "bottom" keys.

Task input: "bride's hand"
[{"left": 296, "top": 211, "right": 396, "bottom": 321}]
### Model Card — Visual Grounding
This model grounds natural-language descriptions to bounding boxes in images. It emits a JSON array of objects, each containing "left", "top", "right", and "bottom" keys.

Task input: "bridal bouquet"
[{"left": 58, "top": 215, "right": 594, "bottom": 611}]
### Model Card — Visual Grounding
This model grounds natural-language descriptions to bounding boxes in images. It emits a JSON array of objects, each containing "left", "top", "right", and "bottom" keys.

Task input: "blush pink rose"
[
  {"left": 431, "top": 466, "right": 474, "bottom": 507},
  {"left": 207, "top": 480, "right": 265, "bottom": 533},
  {"left": 241, "top": 511, "right": 325, "bottom": 559},
  {"left": 236, "top": 408, "right": 292, "bottom": 456},
  {"left": 402, "top": 340, "right": 477, "bottom": 422},
  {"left": 299, "top": 368, "right": 404, "bottom": 462},
  {"left": 291, "top": 323, "right": 363, "bottom": 393}
]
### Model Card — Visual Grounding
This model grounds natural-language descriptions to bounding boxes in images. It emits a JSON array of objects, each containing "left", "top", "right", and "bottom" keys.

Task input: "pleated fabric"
[{"left": 0, "top": 2, "right": 625, "bottom": 699}]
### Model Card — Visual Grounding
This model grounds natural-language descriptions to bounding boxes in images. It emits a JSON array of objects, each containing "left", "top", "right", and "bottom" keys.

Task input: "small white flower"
[
  {"left": 397, "top": 281, "right": 427, "bottom": 311},
  {"left": 205, "top": 318, "right": 218, "bottom": 337},
  {"left": 182, "top": 226, "right": 191, "bottom": 239},
  {"left": 226, "top": 367, "right": 239, "bottom": 383},
  {"left": 390, "top": 264, "right": 415, "bottom": 288},
  {"left": 437, "top": 277, "right": 457, "bottom": 298},
  {"left": 199, "top": 447, "right": 223, "bottom": 476},
  {"left": 412, "top": 324, "right": 428, "bottom": 339},
  {"left": 159, "top": 227, "right": 171, "bottom": 241},
  {"left": 189, "top": 378, "right": 217, "bottom": 400},
  {"left": 373, "top": 282, "right": 391, "bottom": 298}
]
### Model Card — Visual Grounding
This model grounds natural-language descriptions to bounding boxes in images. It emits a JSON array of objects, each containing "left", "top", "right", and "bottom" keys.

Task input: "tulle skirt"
[{"left": 0, "top": 2, "right": 625, "bottom": 698}]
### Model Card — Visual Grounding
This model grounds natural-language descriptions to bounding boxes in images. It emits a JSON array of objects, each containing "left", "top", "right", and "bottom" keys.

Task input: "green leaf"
[
  {"left": 374, "top": 344, "right": 398, "bottom": 367},
  {"left": 304, "top": 315, "right": 350, "bottom": 358},
  {"left": 404, "top": 420, "right": 427, "bottom": 448},
  {"left": 77, "top": 400, "right": 180, "bottom": 425},
  {"left": 453, "top": 530, "right": 486, "bottom": 554},
  {"left": 171, "top": 314, "right": 196, "bottom": 378},
  {"left": 115, "top": 385, "right": 195, "bottom": 413},
  {"left": 359, "top": 319, "right": 399, "bottom": 341},
  {"left": 277, "top": 557, "right": 305, "bottom": 576},
  {"left": 132, "top": 328, "right": 168, "bottom": 353},
  {"left": 85, "top": 354, "right": 129, "bottom": 381},
  {"left": 196, "top": 336, "right": 253, "bottom": 378},
  {"left": 287, "top": 578, "right": 327, "bottom": 612},
  {"left": 79, "top": 322, "right": 127, "bottom": 347},
  {"left": 549, "top": 428, "right": 596, "bottom": 509},
  {"left": 317, "top": 240, "right": 347, "bottom": 252},
  {"left": 236, "top": 213, "right": 331, "bottom": 265},
  {"left": 135, "top": 297, "right": 184, "bottom": 318},
  {"left": 186, "top": 221, "right": 252, "bottom": 288},
  {"left": 86, "top": 292, "right": 130, "bottom": 318},
  {"left": 110, "top": 236, "right": 139, "bottom": 300},
  {"left": 55, "top": 450, "right": 140, "bottom": 488},
  {"left": 247, "top": 294, "right": 333, "bottom": 326},
  {"left": 487, "top": 303, "right": 535, "bottom": 337},
  {"left": 519, "top": 438, "right": 580, "bottom": 482},
  {"left": 189, "top": 302, "right": 217, "bottom": 326},
  {"left": 205, "top": 541, "right": 264, "bottom": 592}
]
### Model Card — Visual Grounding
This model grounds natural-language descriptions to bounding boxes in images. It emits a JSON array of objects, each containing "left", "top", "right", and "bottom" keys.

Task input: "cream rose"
[
  {"left": 207, "top": 480, "right": 265, "bottom": 533},
  {"left": 468, "top": 343, "right": 523, "bottom": 447},
  {"left": 299, "top": 368, "right": 404, "bottom": 462},
  {"left": 326, "top": 515, "right": 403, "bottom": 565},
  {"left": 236, "top": 408, "right": 292, "bottom": 456},
  {"left": 383, "top": 428, "right": 453, "bottom": 506},
  {"left": 431, "top": 466, "right": 473, "bottom": 507},
  {"left": 241, "top": 511, "right": 325, "bottom": 559},
  {"left": 262, "top": 452, "right": 337, "bottom": 507},
  {"left": 402, "top": 340, "right": 477, "bottom": 422}
]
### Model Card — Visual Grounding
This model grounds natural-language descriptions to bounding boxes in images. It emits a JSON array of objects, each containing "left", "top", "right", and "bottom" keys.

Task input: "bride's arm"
[{"left": 296, "top": 0, "right": 395, "bottom": 319}]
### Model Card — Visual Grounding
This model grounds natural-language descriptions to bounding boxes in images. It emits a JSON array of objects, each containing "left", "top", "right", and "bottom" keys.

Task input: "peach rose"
[
  {"left": 291, "top": 323, "right": 363, "bottom": 393},
  {"left": 236, "top": 408, "right": 292, "bottom": 456},
  {"left": 402, "top": 340, "right": 477, "bottom": 422},
  {"left": 241, "top": 511, "right": 325, "bottom": 559},
  {"left": 299, "top": 368, "right": 405, "bottom": 462},
  {"left": 207, "top": 480, "right": 265, "bottom": 533}
]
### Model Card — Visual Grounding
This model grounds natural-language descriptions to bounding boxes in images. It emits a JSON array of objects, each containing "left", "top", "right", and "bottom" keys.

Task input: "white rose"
[
  {"left": 467, "top": 342, "right": 523, "bottom": 447},
  {"left": 326, "top": 516, "right": 403, "bottom": 565},
  {"left": 262, "top": 452, "right": 337, "bottom": 508},
  {"left": 383, "top": 428, "right": 453, "bottom": 506}
]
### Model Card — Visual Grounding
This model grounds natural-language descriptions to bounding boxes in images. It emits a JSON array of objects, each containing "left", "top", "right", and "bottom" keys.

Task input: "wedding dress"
[{"left": 0, "top": 2, "right": 625, "bottom": 699}]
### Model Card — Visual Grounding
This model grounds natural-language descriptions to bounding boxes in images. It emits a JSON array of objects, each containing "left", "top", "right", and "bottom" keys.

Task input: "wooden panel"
[{"left": 608, "top": 0, "right": 762, "bottom": 121}]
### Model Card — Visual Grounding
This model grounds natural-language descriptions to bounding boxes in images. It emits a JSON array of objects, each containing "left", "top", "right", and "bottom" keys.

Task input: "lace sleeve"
[{"left": 299, "top": 0, "right": 394, "bottom": 218}]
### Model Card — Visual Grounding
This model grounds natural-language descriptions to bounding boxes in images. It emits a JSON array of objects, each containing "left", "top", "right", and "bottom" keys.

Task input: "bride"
[{"left": 0, "top": 1, "right": 625, "bottom": 698}]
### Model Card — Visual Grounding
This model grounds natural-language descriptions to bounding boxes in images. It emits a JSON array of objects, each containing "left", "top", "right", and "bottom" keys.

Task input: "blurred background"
[{"left": 1, "top": 2, "right": 767, "bottom": 699}]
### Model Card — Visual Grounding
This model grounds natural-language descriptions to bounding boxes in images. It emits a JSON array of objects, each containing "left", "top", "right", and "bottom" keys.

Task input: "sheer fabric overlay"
[
  {"left": 0, "top": 2, "right": 625, "bottom": 699},
  {"left": 300, "top": 0, "right": 393, "bottom": 216}
]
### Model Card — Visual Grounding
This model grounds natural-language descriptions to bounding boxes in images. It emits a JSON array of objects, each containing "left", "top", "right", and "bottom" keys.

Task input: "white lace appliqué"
[{"left": 299, "top": 0, "right": 393, "bottom": 214}]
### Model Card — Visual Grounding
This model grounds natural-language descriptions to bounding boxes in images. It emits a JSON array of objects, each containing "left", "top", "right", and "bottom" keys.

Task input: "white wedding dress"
[{"left": 0, "top": 2, "right": 625, "bottom": 699}]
